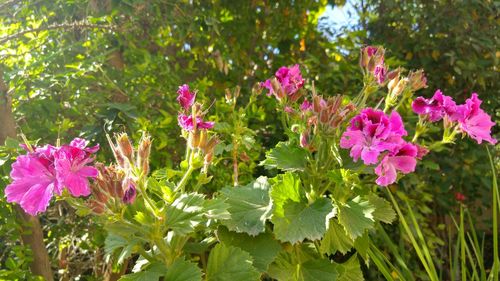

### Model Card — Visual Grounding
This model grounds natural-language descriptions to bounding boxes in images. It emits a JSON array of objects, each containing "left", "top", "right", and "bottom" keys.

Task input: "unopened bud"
[
  {"left": 392, "top": 78, "right": 408, "bottom": 97},
  {"left": 116, "top": 133, "right": 134, "bottom": 162},
  {"left": 300, "top": 131, "right": 309, "bottom": 148},
  {"left": 137, "top": 134, "right": 151, "bottom": 175},
  {"left": 122, "top": 180, "right": 137, "bottom": 204},
  {"left": 408, "top": 70, "right": 427, "bottom": 91}
]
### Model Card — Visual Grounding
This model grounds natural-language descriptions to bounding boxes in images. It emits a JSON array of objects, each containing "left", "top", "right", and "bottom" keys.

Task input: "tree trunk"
[{"left": 0, "top": 67, "right": 54, "bottom": 281}]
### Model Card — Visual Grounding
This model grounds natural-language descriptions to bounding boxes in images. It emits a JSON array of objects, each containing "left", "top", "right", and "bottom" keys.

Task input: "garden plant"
[{"left": 2, "top": 43, "right": 497, "bottom": 280}]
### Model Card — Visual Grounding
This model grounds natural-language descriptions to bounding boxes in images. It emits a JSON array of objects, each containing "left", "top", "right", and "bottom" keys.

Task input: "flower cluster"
[
  {"left": 176, "top": 84, "right": 214, "bottom": 131},
  {"left": 359, "top": 46, "right": 387, "bottom": 84},
  {"left": 412, "top": 90, "right": 496, "bottom": 144},
  {"left": 5, "top": 138, "right": 99, "bottom": 215},
  {"left": 340, "top": 108, "right": 418, "bottom": 186},
  {"left": 261, "top": 64, "right": 305, "bottom": 101}
]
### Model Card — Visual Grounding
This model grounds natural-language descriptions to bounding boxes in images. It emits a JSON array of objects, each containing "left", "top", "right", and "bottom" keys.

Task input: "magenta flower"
[
  {"left": 454, "top": 93, "right": 496, "bottom": 145},
  {"left": 375, "top": 142, "right": 418, "bottom": 186},
  {"left": 300, "top": 99, "right": 312, "bottom": 112},
  {"left": 54, "top": 144, "right": 99, "bottom": 197},
  {"left": 5, "top": 138, "right": 99, "bottom": 215},
  {"left": 260, "top": 79, "right": 275, "bottom": 97},
  {"left": 178, "top": 114, "right": 215, "bottom": 131},
  {"left": 5, "top": 146, "right": 58, "bottom": 215},
  {"left": 261, "top": 64, "right": 304, "bottom": 98},
  {"left": 177, "top": 84, "right": 196, "bottom": 111},
  {"left": 340, "top": 108, "right": 407, "bottom": 165},
  {"left": 412, "top": 89, "right": 457, "bottom": 122}
]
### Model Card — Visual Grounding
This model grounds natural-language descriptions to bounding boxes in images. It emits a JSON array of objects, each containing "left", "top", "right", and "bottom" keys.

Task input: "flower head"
[
  {"left": 177, "top": 84, "right": 196, "bottom": 111},
  {"left": 412, "top": 89, "right": 457, "bottom": 122},
  {"left": 261, "top": 64, "right": 305, "bottom": 100},
  {"left": 340, "top": 108, "right": 407, "bottom": 165},
  {"left": 5, "top": 138, "right": 99, "bottom": 215},
  {"left": 178, "top": 114, "right": 214, "bottom": 131},
  {"left": 454, "top": 93, "right": 496, "bottom": 145},
  {"left": 374, "top": 142, "right": 418, "bottom": 186}
]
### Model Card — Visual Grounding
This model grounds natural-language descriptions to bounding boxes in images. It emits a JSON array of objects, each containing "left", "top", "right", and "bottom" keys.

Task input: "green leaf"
[
  {"left": 165, "top": 193, "right": 206, "bottom": 235},
  {"left": 320, "top": 219, "right": 353, "bottom": 255},
  {"left": 105, "top": 233, "right": 139, "bottom": 265},
  {"left": 206, "top": 244, "right": 260, "bottom": 281},
  {"left": 353, "top": 232, "right": 370, "bottom": 261},
  {"left": 337, "top": 255, "right": 364, "bottom": 281},
  {"left": 338, "top": 197, "right": 375, "bottom": 240},
  {"left": 272, "top": 198, "right": 334, "bottom": 243},
  {"left": 270, "top": 172, "right": 305, "bottom": 217},
  {"left": 164, "top": 259, "right": 202, "bottom": 281},
  {"left": 300, "top": 259, "right": 339, "bottom": 281},
  {"left": 204, "top": 198, "right": 230, "bottom": 220},
  {"left": 268, "top": 249, "right": 339, "bottom": 281},
  {"left": 367, "top": 194, "right": 396, "bottom": 224},
  {"left": 260, "top": 141, "right": 308, "bottom": 171},
  {"left": 119, "top": 263, "right": 166, "bottom": 281},
  {"left": 219, "top": 177, "right": 273, "bottom": 236},
  {"left": 217, "top": 227, "right": 281, "bottom": 272}
]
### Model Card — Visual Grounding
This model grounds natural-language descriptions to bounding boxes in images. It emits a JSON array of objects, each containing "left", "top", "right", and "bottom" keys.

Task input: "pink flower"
[
  {"left": 261, "top": 64, "right": 304, "bottom": 98},
  {"left": 260, "top": 79, "right": 275, "bottom": 97},
  {"left": 176, "top": 84, "right": 196, "bottom": 111},
  {"left": 454, "top": 93, "right": 496, "bottom": 145},
  {"left": 5, "top": 139, "right": 99, "bottom": 215},
  {"left": 412, "top": 89, "right": 457, "bottom": 122},
  {"left": 375, "top": 142, "right": 418, "bottom": 186},
  {"left": 300, "top": 99, "right": 312, "bottom": 112},
  {"left": 54, "top": 144, "right": 99, "bottom": 197},
  {"left": 275, "top": 64, "right": 304, "bottom": 96},
  {"left": 4, "top": 146, "right": 58, "bottom": 215},
  {"left": 455, "top": 192, "right": 466, "bottom": 202},
  {"left": 340, "top": 108, "right": 407, "bottom": 165},
  {"left": 178, "top": 114, "right": 215, "bottom": 131}
]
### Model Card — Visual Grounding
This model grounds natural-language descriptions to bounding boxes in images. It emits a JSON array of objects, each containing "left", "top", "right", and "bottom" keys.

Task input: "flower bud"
[
  {"left": 408, "top": 69, "right": 427, "bottom": 91},
  {"left": 137, "top": 134, "right": 151, "bottom": 176},
  {"left": 300, "top": 131, "right": 309, "bottom": 148},
  {"left": 392, "top": 77, "right": 408, "bottom": 97},
  {"left": 116, "top": 133, "right": 134, "bottom": 162},
  {"left": 122, "top": 179, "right": 136, "bottom": 204}
]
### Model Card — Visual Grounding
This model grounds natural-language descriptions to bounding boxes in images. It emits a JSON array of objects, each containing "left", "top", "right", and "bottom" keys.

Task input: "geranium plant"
[{"left": 4, "top": 46, "right": 496, "bottom": 280}]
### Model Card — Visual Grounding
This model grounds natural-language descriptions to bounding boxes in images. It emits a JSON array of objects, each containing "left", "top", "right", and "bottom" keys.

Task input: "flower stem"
[{"left": 176, "top": 165, "right": 194, "bottom": 193}]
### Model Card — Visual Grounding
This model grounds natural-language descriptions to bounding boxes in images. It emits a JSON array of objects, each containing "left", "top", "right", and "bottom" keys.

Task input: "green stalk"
[
  {"left": 460, "top": 206, "right": 466, "bottom": 281},
  {"left": 175, "top": 165, "right": 194, "bottom": 193},
  {"left": 387, "top": 190, "right": 438, "bottom": 281},
  {"left": 487, "top": 147, "right": 499, "bottom": 281},
  {"left": 368, "top": 246, "right": 396, "bottom": 281}
]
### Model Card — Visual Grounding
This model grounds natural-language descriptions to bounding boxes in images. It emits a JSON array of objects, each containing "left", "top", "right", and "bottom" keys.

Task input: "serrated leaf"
[
  {"left": 206, "top": 244, "right": 260, "bottom": 281},
  {"left": 300, "top": 259, "right": 339, "bottom": 281},
  {"left": 260, "top": 141, "right": 308, "bottom": 171},
  {"left": 204, "top": 198, "right": 230, "bottom": 220},
  {"left": 219, "top": 177, "right": 272, "bottom": 236},
  {"left": 119, "top": 262, "right": 166, "bottom": 281},
  {"left": 217, "top": 227, "right": 281, "bottom": 272},
  {"left": 338, "top": 197, "right": 375, "bottom": 240},
  {"left": 164, "top": 259, "right": 202, "bottom": 281},
  {"left": 353, "top": 232, "right": 370, "bottom": 261},
  {"left": 268, "top": 249, "right": 339, "bottom": 281},
  {"left": 270, "top": 172, "right": 305, "bottom": 217},
  {"left": 337, "top": 254, "right": 364, "bottom": 281},
  {"left": 165, "top": 193, "right": 206, "bottom": 235},
  {"left": 272, "top": 198, "right": 333, "bottom": 243},
  {"left": 367, "top": 194, "right": 396, "bottom": 224},
  {"left": 320, "top": 219, "right": 353, "bottom": 255}
]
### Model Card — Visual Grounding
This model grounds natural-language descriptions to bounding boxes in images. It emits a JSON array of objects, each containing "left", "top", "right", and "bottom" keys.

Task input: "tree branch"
[{"left": 0, "top": 21, "right": 116, "bottom": 45}]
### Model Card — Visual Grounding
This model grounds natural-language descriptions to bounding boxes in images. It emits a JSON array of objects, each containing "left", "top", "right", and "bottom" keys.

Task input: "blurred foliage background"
[{"left": 0, "top": 0, "right": 498, "bottom": 279}]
